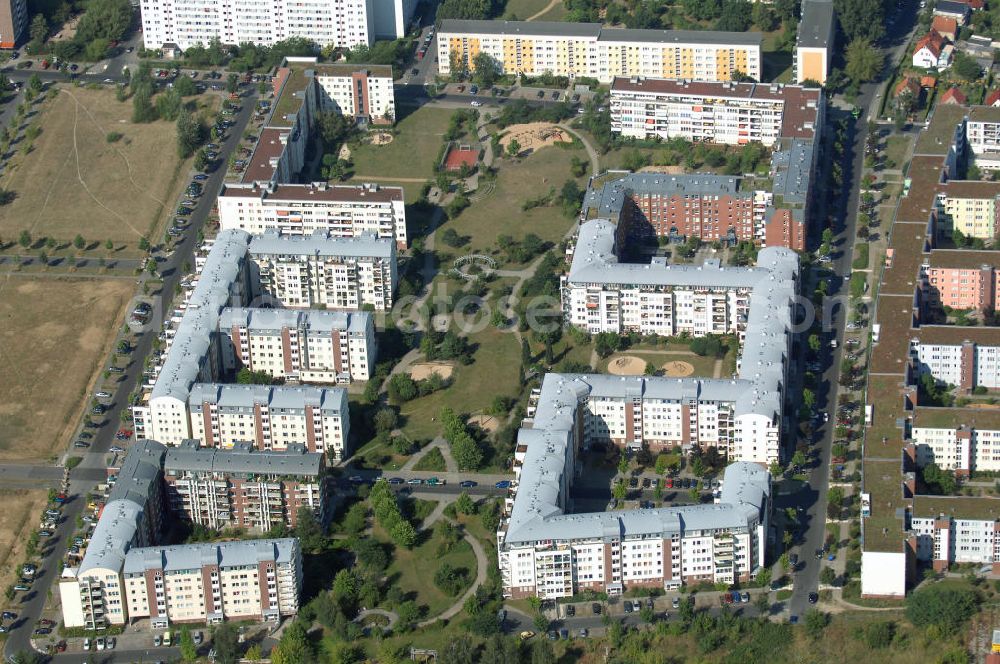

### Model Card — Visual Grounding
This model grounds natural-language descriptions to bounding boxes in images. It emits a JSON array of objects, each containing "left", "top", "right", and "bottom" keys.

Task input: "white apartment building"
[
  {"left": 966, "top": 106, "right": 1000, "bottom": 170},
  {"left": 910, "top": 498, "right": 1000, "bottom": 573},
  {"left": 313, "top": 64, "right": 396, "bottom": 123},
  {"left": 140, "top": 0, "right": 416, "bottom": 51},
  {"left": 248, "top": 228, "right": 397, "bottom": 311},
  {"left": 609, "top": 78, "right": 823, "bottom": 148},
  {"left": 122, "top": 539, "right": 301, "bottom": 627},
  {"left": 187, "top": 384, "right": 351, "bottom": 459},
  {"left": 911, "top": 409, "right": 1000, "bottom": 474},
  {"left": 909, "top": 334, "right": 1000, "bottom": 391},
  {"left": 795, "top": 0, "right": 834, "bottom": 84},
  {"left": 219, "top": 307, "right": 376, "bottom": 382},
  {"left": 437, "top": 20, "right": 762, "bottom": 84},
  {"left": 219, "top": 182, "right": 407, "bottom": 248},
  {"left": 499, "top": 384, "right": 772, "bottom": 598}
]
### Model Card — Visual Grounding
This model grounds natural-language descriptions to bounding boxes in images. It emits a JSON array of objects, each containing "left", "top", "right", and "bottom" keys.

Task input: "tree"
[
  {"left": 27, "top": 74, "right": 42, "bottom": 96},
  {"left": 612, "top": 479, "right": 627, "bottom": 501},
  {"left": 176, "top": 111, "right": 204, "bottom": 158},
  {"left": 455, "top": 491, "right": 477, "bottom": 514},
  {"left": 73, "top": 234, "right": 85, "bottom": 250},
  {"left": 18, "top": 230, "right": 30, "bottom": 247},
  {"left": 227, "top": 73, "right": 240, "bottom": 94},
  {"left": 439, "top": 635, "right": 478, "bottom": 664},
  {"left": 451, "top": 431, "right": 484, "bottom": 470},
  {"left": 861, "top": 620, "right": 895, "bottom": 648},
  {"left": 952, "top": 51, "right": 983, "bottom": 81},
  {"left": 75, "top": 0, "right": 132, "bottom": 43},
  {"left": 821, "top": 566, "right": 837, "bottom": 586},
  {"left": 174, "top": 75, "right": 198, "bottom": 97},
  {"left": 132, "top": 86, "right": 157, "bottom": 123},
  {"left": 28, "top": 14, "right": 47, "bottom": 45},
  {"left": 373, "top": 407, "right": 398, "bottom": 433},
  {"left": 530, "top": 640, "right": 556, "bottom": 664},
  {"left": 84, "top": 38, "right": 110, "bottom": 62},
  {"left": 294, "top": 506, "right": 325, "bottom": 552},
  {"left": 211, "top": 623, "right": 240, "bottom": 664},
  {"left": 179, "top": 628, "right": 198, "bottom": 661},
  {"left": 835, "top": 0, "right": 885, "bottom": 43},
  {"left": 845, "top": 39, "right": 883, "bottom": 83},
  {"left": 906, "top": 584, "right": 979, "bottom": 631},
  {"left": 472, "top": 52, "right": 501, "bottom": 88},
  {"left": 921, "top": 463, "right": 957, "bottom": 495},
  {"left": 245, "top": 644, "right": 263, "bottom": 662},
  {"left": 507, "top": 139, "right": 521, "bottom": 158},
  {"left": 804, "top": 609, "right": 829, "bottom": 638},
  {"left": 271, "top": 620, "right": 315, "bottom": 664}
]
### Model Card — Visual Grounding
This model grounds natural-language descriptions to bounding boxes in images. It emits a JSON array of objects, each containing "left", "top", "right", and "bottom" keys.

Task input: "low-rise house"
[
  {"left": 912, "top": 30, "right": 951, "bottom": 69},
  {"left": 934, "top": 0, "right": 971, "bottom": 24},
  {"left": 932, "top": 15, "right": 959, "bottom": 41},
  {"left": 940, "top": 87, "right": 968, "bottom": 105}
]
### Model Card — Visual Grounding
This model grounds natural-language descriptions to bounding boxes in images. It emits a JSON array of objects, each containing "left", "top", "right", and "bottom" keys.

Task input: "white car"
[
  {"left": 96, "top": 637, "right": 106, "bottom": 650},
  {"left": 470, "top": 100, "right": 482, "bottom": 107},
  {"left": 96, "top": 391, "right": 112, "bottom": 399},
  {"left": 83, "top": 638, "right": 91, "bottom": 651}
]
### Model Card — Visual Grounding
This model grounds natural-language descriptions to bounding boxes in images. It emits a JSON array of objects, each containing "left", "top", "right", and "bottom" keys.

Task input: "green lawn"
[
  {"left": 379, "top": 528, "right": 477, "bottom": 618},
  {"left": 884, "top": 135, "right": 911, "bottom": 169},
  {"left": 399, "top": 326, "right": 522, "bottom": 443},
  {"left": 347, "top": 106, "right": 453, "bottom": 180},
  {"left": 413, "top": 447, "right": 447, "bottom": 471},
  {"left": 444, "top": 147, "right": 583, "bottom": 258},
  {"left": 502, "top": 0, "right": 566, "bottom": 19}
]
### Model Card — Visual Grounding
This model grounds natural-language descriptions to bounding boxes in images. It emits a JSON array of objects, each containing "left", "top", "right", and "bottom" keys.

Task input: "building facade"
[
  {"left": 219, "top": 182, "right": 408, "bottom": 248},
  {"left": 911, "top": 409, "right": 1000, "bottom": 474},
  {"left": 609, "top": 78, "right": 823, "bottom": 148},
  {"left": 122, "top": 538, "right": 301, "bottom": 628},
  {"left": 795, "top": 0, "right": 834, "bottom": 84},
  {"left": 219, "top": 307, "right": 376, "bottom": 383},
  {"left": 248, "top": 229, "right": 398, "bottom": 311},
  {"left": 0, "top": 0, "right": 26, "bottom": 48},
  {"left": 140, "top": 0, "right": 415, "bottom": 51},
  {"left": 314, "top": 64, "right": 396, "bottom": 123},
  {"left": 187, "top": 384, "right": 351, "bottom": 459},
  {"left": 437, "top": 20, "right": 762, "bottom": 84},
  {"left": 966, "top": 106, "right": 1000, "bottom": 170},
  {"left": 921, "top": 254, "right": 1000, "bottom": 312},
  {"left": 909, "top": 336, "right": 1000, "bottom": 391},
  {"left": 163, "top": 440, "right": 327, "bottom": 531},
  {"left": 936, "top": 183, "right": 1000, "bottom": 240}
]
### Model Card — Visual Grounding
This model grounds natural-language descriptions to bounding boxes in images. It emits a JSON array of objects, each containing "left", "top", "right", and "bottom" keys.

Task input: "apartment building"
[
  {"left": 910, "top": 499, "right": 1000, "bottom": 572},
  {"left": 0, "top": 0, "right": 26, "bottom": 48},
  {"left": 140, "top": 0, "right": 416, "bottom": 51},
  {"left": 163, "top": 440, "right": 327, "bottom": 531},
  {"left": 609, "top": 79, "right": 823, "bottom": 148},
  {"left": 122, "top": 538, "right": 301, "bottom": 628},
  {"left": 238, "top": 59, "right": 395, "bottom": 190},
  {"left": 560, "top": 220, "right": 798, "bottom": 464},
  {"left": 248, "top": 228, "right": 397, "bottom": 311},
  {"left": 219, "top": 181, "right": 407, "bottom": 248},
  {"left": 437, "top": 20, "right": 762, "bottom": 84},
  {"left": 582, "top": 171, "right": 807, "bottom": 250},
  {"left": 187, "top": 383, "right": 350, "bottom": 459},
  {"left": 795, "top": 0, "right": 834, "bottom": 84},
  {"left": 911, "top": 409, "right": 1000, "bottom": 474},
  {"left": 921, "top": 251, "right": 1000, "bottom": 312},
  {"left": 219, "top": 307, "right": 376, "bottom": 382},
  {"left": 935, "top": 182, "right": 1000, "bottom": 240},
  {"left": 499, "top": 378, "right": 772, "bottom": 598},
  {"left": 909, "top": 332, "right": 1000, "bottom": 391},
  {"left": 966, "top": 106, "right": 1000, "bottom": 170}
]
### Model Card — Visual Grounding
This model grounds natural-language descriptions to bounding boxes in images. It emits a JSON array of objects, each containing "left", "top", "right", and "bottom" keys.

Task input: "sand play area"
[
  {"left": 409, "top": 362, "right": 455, "bottom": 381},
  {"left": 607, "top": 356, "right": 647, "bottom": 376},
  {"left": 662, "top": 361, "right": 695, "bottom": 377},
  {"left": 468, "top": 414, "right": 499, "bottom": 433},
  {"left": 370, "top": 132, "right": 394, "bottom": 145},
  {"left": 639, "top": 165, "right": 686, "bottom": 175},
  {"left": 500, "top": 123, "right": 571, "bottom": 154}
]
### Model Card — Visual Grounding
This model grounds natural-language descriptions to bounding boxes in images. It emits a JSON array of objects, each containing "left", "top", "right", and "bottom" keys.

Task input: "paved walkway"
[
  {"left": 525, "top": 0, "right": 560, "bottom": 20},
  {"left": 401, "top": 437, "right": 458, "bottom": 473},
  {"left": 557, "top": 123, "right": 601, "bottom": 176},
  {"left": 355, "top": 608, "right": 399, "bottom": 631},
  {"left": 417, "top": 521, "right": 490, "bottom": 627}
]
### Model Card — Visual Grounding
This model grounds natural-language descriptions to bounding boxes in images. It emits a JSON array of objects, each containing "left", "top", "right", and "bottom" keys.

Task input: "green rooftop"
[
  {"left": 270, "top": 68, "right": 311, "bottom": 129},
  {"left": 912, "top": 406, "right": 1000, "bottom": 431},
  {"left": 914, "top": 105, "right": 966, "bottom": 156},
  {"left": 913, "top": 495, "right": 1000, "bottom": 521}
]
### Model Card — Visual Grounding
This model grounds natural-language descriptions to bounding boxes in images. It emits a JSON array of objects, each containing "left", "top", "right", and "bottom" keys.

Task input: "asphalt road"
[
  {"left": 782, "top": 0, "right": 920, "bottom": 618},
  {"left": 1, "top": 85, "right": 258, "bottom": 663}
]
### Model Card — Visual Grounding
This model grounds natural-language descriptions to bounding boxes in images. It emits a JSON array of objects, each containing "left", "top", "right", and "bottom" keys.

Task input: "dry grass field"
[
  {"left": 0, "top": 276, "right": 133, "bottom": 460},
  {"left": 0, "top": 86, "right": 195, "bottom": 254},
  {"left": 0, "top": 489, "right": 48, "bottom": 592}
]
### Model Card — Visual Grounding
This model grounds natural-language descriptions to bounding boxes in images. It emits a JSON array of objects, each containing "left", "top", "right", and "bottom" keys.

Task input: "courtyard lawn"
[
  {"left": 347, "top": 105, "right": 454, "bottom": 181},
  {"left": 379, "top": 527, "right": 477, "bottom": 619},
  {"left": 0, "top": 86, "right": 201, "bottom": 256},
  {"left": 444, "top": 147, "right": 583, "bottom": 259},
  {"left": 884, "top": 135, "right": 912, "bottom": 169},
  {"left": 399, "top": 325, "right": 522, "bottom": 443}
]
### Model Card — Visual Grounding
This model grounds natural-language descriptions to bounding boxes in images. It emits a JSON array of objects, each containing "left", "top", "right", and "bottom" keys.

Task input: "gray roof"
[
  {"left": 151, "top": 230, "right": 252, "bottom": 403},
  {"left": 188, "top": 383, "right": 348, "bottom": 414},
  {"left": 584, "top": 173, "right": 745, "bottom": 220},
  {"left": 797, "top": 0, "right": 834, "bottom": 49},
  {"left": 934, "top": 0, "right": 970, "bottom": 15},
  {"left": 771, "top": 138, "right": 814, "bottom": 205},
  {"left": 438, "top": 19, "right": 762, "bottom": 46},
  {"left": 164, "top": 439, "right": 323, "bottom": 477},
  {"left": 249, "top": 228, "right": 395, "bottom": 260},
  {"left": 123, "top": 538, "right": 299, "bottom": 575},
  {"left": 219, "top": 307, "right": 372, "bottom": 335},
  {"left": 80, "top": 440, "right": 167, "bottom": 576}
]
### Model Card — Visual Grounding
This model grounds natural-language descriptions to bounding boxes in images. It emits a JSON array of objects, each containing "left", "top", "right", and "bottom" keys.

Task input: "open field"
[
  {"left": 347, "top": 106, "right": 453, "bottom": 181},
  {"left": 601, "top": 351, "right": 719, "bottom": 377},
  {"left": 399, "top": 326, "right": 522, "bottom": 442},
  {"left": 444, "top": 147, "right": 581, "bottom": 257},
  {"left": 0, "top": 277, "right": 133, "bottom": 460},
  {"left": 0, "top": 489, "right": 48, "bottom": 595},
  {"left": 884, "top": 135, "right": 912, "bottom": 168},
  {"left": 502, "top": 0, "right": 567, "bottom": 20},
  {"left": 0, "top": 86, "right": 196, "bottom": 255}
]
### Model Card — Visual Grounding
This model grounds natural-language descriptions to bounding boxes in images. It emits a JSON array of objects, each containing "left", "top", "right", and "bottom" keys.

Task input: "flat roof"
[
  {"left": 914, "top": 325, "right": 1000, "bottom": 346},
  {"left": 915, "top": 105, "right": 966, "bottom": 155},
  {"left": 913, "top": 495, "right": 1000, "bottom": 521},
  {"left": 940, "top": 179, "right": 1000, "bottom": 200},
  {"left": 248, "top": 227, "right": 395, "bottom": 259},
  {"left": 969, "top": 106, "right": 1000, "bottom": 123},
  {"left": 241, "top": 128, "right": 288, "bottom": 185},
  {"left": 271, "top": 67, "right": 311, "bottom": 129},
  {"left": 314, "top": 63, "right": 393, "bottom": 78},
  {"left": 222, "top": 181, "right": 403, "bottom": 204},
  {"left": 219, "top": 307, "right": 372, "bottom": 335},
  {"left": 926, "top": 248, "right": 1000, "bottom": 269},
  {"left": 797, "top": 0, "right": 835, "bottom": 49},
  {"left": 164, "top": 440, "right": 324, "bottom": 477},
  {"left": 124, "top": 538, "right": 298, "bottom": 575},
  {"left": 912, "top": 406, "right": 1000, "bottom": 430},
  {"left": 438, "top": 19, "right": 762, "bottom": 46},
  {"left": 187, "top": 383, "right": 348, "bottom": 414}
]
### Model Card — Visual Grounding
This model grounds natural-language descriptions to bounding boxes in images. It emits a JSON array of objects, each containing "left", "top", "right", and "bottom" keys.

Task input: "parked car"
[
  {"left": 83, "top": 638, "right": 92, "bottom": 651},
  {"left": 73, "top": 441, "right": 90, "bottom": 448},
  {"left": 13, "top": 585, "right": 30, "bottom": 592},
  {"left": 96, "top": 391, "right": 112, "bottom": 399},
  {"left": 458, "top": 480, "right": 477, "bottom": 488},
  {"left": 2, "top": 611, "right": 16, "bottom": 620},
  {"left": 495, "top": 480, "right": 512, "bottom": 489},
  {"left": 193, "top": 631, "right": 202, "bottom": 645},
  {"left": 623, "top": 601, "right": 634, "bottom": 613},
  {"left": 592, "top": 602, "right": 602, "bottom": 614},
  {"left": 566, "top": 604, "right": 575, "bottom": 617},
  {"left": 406, "top": 478, "right": 423, "bottom": 485},
  {"left": 808, "top": 592, "right": 818, "bottom": 604},
  {"left": 388, "top": 477, "right": 404, "bottom": 484}
]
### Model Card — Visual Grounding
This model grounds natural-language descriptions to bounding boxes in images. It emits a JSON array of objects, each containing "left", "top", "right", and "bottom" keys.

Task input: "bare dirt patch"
[
  {"left": 662, "top": 360, "right": 696, "bottom": 377},
  {"left": 606, "top": 355, "right": 647, "bottom": 376},
  {"left": 409, "top": 362, "right": 455, "bottom": 381},
  {"left": 370, "top": 132, "right": 394, "bottom": 146},
  {"left": 468, "top": 414, "right": 499, "bottom": 433},
  {"left": 500, "top": 122, "right": 571, "bottom": 155},
  {"left": 0, "top": 490, "right": 48, "bottom": 597},
  {"left": 0, "top": 86, "right": 196, "bottom": 253},
  {"left": 0, "top": 277, "right": 133, "bottom": 460},
  {"left": 638, "top": 165, "right": 686, "bottom": 174}
]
